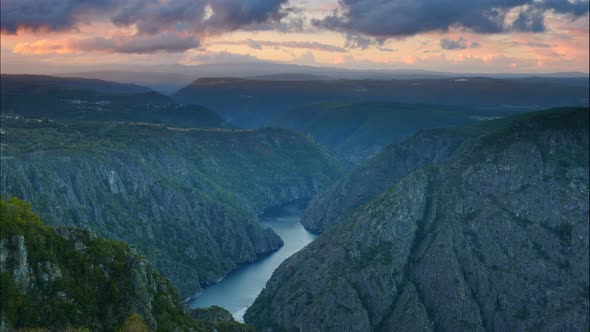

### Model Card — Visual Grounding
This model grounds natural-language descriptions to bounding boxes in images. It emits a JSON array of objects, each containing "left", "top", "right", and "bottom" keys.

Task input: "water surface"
[{"left": 187, "top": 202, "right": 316, "bottom": 321}]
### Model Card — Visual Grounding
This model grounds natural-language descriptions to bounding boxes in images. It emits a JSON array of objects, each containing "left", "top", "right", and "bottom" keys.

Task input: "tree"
[{"left": 118, "top": 313, "right": 149, "bottom": 332}]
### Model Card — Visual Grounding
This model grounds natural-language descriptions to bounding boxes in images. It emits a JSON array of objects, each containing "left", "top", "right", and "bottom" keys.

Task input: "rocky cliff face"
[
  {"left": 245, "top": 108, "right": 590, "bottom": 331},
  {"left": 0, "top": 197, "right": 252, "bottom": 331},
  {"left": 0, "top": 231, "right": 173, "bottom": 331},
  {"left": 1, "top": 121, "right": 343, "bottom": 298},
  {"left": 300, "top": 128, "right": 470, "bottom": 233}
]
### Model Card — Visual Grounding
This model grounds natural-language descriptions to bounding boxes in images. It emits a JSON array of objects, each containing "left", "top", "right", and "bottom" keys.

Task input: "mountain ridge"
[
  {"left": 1, "top": 74, "right": 228, "bottom": 129},
  {"left": 173, "top": 77, "right": 589, "bottom": 128},
  {"left": 245, "top": 107, "right": 590, "bottom": 331},
  {"left": 1, "top": 119, "right": 344, "bottom": 298}
]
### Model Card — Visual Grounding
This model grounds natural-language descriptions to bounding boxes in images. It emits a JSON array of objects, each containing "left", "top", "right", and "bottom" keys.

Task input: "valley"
[
  {"left": 0, "top": 115, "right": 343, "bottom": 299},
  {"left": 1, "top": 197, "right": 251, "bottom": 331},
  {"left": 188, "top": 201, "right": 316, "bottom": 322},
  {"left": 245, "top": 107, "right": 590, "bottom": 331},
  {"left": 2, "top": 1, "right": 589, "bottom": 329},
  {"left": 1, "top": 73, "right": 588, "bottom": 332}
]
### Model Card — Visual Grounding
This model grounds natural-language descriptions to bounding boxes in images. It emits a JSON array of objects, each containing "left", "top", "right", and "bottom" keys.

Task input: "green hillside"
[
  {"left": 1, "top": 118, "right": 344, "bottom": 298},
  {"left": 0, "top": 197, "right": 251, "bottom": 331},
  {"left": 1, "top": 74, "right": 227, "bottom": 129},
  {"left": 273, "top": 102, "right": 509, "bottom": 163}
]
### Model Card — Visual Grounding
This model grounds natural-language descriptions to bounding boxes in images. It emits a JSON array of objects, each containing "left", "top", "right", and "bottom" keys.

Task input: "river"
[{"left": 187, "top": 201, "right": 317, "bottom": 321}]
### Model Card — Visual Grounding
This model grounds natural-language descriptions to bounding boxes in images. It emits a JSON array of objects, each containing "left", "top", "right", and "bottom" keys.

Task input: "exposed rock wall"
[
  {"left": 245, "top": 108, "right": 590, "bottom": 331},
  {"left": 301, "top": 128, "right": 469, "bottom": 233},
  {"left": 0, "top": 198, "right": 252, "bottom": 331},
  {"left": 1, "top": 125, "right": 343, "bottom": 298}
]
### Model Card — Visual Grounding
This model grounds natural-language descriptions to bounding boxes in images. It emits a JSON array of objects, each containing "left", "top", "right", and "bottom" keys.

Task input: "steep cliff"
[
  {"left": 1, "top": 119, "right": 344, "bottom": 298},
  {"left": 300, "top": 127, "right": 471, "bottom": 233},
  {"left": 0, "top": 197, "right": 251, "bottom": 331},
  {"left": 245, "top": 108, "right": 589, "bottom": 331}
]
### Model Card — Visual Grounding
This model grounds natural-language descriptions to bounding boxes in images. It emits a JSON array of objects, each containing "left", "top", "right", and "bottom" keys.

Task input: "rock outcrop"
[
  {"left": 0, "top": 197, "right": 252, "bottom": 331},
  {"left": 300, "top": 127, "right": 470, "bottom": 233},
  {"left": 245, "top": 108, "right": 590, "bottom": 331}
]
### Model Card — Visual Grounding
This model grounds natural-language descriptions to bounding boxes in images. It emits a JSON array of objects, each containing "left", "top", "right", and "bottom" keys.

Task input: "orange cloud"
[
  {"left": 13, "top": 33, "right": 200, "bottom": 54},
  {"left": 482, "top": 53, "right": 496, "bottom": 63},
  {"left": 333, "top": 54, "right": 346, "bottom": 64},
  {"left": 13, "top": 39, "right": 75, "bottom": 54},
  {"left": 403, "top": 55, "right": 416, "bottom": 64}
]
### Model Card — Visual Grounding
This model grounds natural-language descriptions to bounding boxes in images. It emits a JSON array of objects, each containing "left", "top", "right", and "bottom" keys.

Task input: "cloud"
[
  {"left": 295, "top": 51, "right": 316, "bottom": 65},
  {"left": 312, "top": 0, "right": 589, "bottom": 38},
  {"left": 377, "top": 46, "right": 397, "bottom": 52},
  {"left": 512, "top": 6, "right": 545, "bottom": 32},
  {"left": 1, "top": 0, "right": 290, "bottom": 35},
  {"left": 205, "top": 0, "right": 290, "bottom": 32},
  {"left": 1, "top": 0, "right": 115, "bottom": 33},
  {"left": 403, "top": 55, "right": 416, "bottom": 65},
  {"left": 13, "top": 33, "right": 200, "bottom": 54},
  {"left": 209, "top": 4, "right": 306, "bottom": 33},
  {"left": 344, "top": 34, "right": 373, "bottom": 49},
  {"left": 513, "top": 41, "right": 553, "bottom": 48},
  {"left": 246, "top": 39, "right": 263, "bottom": 50},
  {"left": 440, "top": 37, "right": 480, "bottom": 50},
  {"left": 185, "top": 50, "right": 265, "bottom": 64},
  {"left": 540, "top": 0, "right": 590, "bottom": 16},
  {"left": 211, "top": 39, "right": 346, "bottom": 52},
  {"left": 2, "top": 0, "right": 294, "bottom": 54}
]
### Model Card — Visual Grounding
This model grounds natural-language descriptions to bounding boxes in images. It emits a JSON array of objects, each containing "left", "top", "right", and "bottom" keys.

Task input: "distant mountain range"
[
  {"left": 3, "top": 73, "right": 588, "bottom": 165},
  {"left": 1, "top": 74, "right": 227, "bottom": 128},
  {"left": 3, "top": 62, "right": 586, "bottom": 94},
  {"left": 1, "top": 74, "right": 152, "bottom": 95},
  {"left": 174, "top": 76, "right": 589, "bottom": 128},
  {"left": 1, "top": 68, "right": 588, "bottom": 331}
]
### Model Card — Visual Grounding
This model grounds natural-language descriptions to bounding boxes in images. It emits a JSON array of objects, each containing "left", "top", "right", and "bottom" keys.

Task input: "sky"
[{"left": 1, "top": 0, "right": 589, "bottom": 74}]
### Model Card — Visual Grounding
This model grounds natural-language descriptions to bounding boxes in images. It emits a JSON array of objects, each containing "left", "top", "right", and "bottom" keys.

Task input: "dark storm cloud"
[
  {"left": 110, "top": 0, "right": 208, "bottom": 34},
  {"left": 1, "top": 0, "right": 289, "bottom": 34},
  {"left": 1, "top": 0, "right": 116, "bottom": 33},
  {"left": 540, "top": 0, "right": 590, "bottom": 16},
  {"left": 110, "top": 0, "right": 290, "bottom": 34},
  {"left": 313, "top": 0, "right": 589, "bottom": 38},
  {"left": 206, "top": 0, "right": 289, "bottom": 31},
  {"left": 512, "top": 6, "right": 546, "bottom": 32},
  {"left": 440, "top": 37, "right": 480, "bottom": 50}
]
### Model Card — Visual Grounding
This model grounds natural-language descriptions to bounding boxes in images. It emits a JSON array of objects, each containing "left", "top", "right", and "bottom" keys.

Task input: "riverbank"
[{"left": 187, "top": 201, "right": 317, "bottom": 321}]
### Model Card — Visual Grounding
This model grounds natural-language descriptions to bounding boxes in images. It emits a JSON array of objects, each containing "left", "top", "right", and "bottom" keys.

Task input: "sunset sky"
[{"left": 1, "top": 0, "right": 589, "bottom": 74}]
